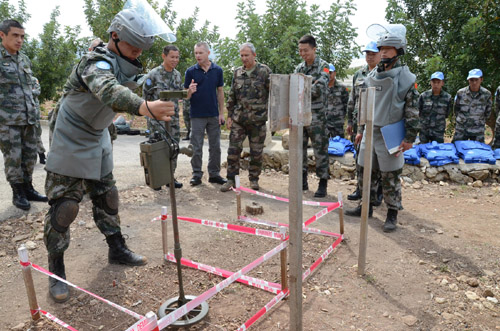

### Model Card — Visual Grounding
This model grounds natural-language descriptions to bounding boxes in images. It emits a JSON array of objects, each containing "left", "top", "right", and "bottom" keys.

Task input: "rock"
[
  {"left": 78, "top": 220, "right": 86, "bottom": 226},
  {"left": 412, "top": 182, "right": 423, "bottom": 189},
  {"left": 12, "top": 234, "right": 30, "bottom": 243},
  {"left": 466, "top": 278, "right": 479, "bottom": 287},
  {"left": 383, "top": 311, "right": 389, "bottom": 317},
  {"left": 426, "top": 167, "right": 438, "bottom": 178},
  {"left": 449, "top": 284, "right": 459, "bottom": 292},
  {"left": 0, "top": 251, "right": 5, "bottom": 257},
  {"left": 435, "top": 297, "right": 446, "bottom": 304},
  {"left": 281, "top": 131, "right": 289, "bottom": 150},
  {"left": 401, "top": 176, "right": 414, "bottom": 184},
  {"left": 418, "top": 260, "right": 426, "bottom": 265},
  {"left": 35, "top": 233, "right": 44, "bottom": 241},
  {"left": 487, "top": 297, "right": 499, "bottom": 304},
  {"left": 472, "top": 180, "right": 483, "bottom": 188},
  {"left": 446, "top": 167, "right": 465, "bottom": 183},
  {"left": 402, "top": 315, "right": 418, "bottom": 326},
  {"left": 436, "top": 229, "right": 444, "bottom": 234},
  {"left": 483, "top": 301, "right": 495, "bottom": 310},
  {"left": 440, "top": 279, "right": 449, "bottom": 286},
  {"left": 483, "top": 289, "right": 495, "bottom": 298},
  {"left": 465, "top": 291, "right": 480, "bottom": 300},
  {"left": 422, "top": 179, "right": 429, "bottom": 185},
  {"left": 25, "top": 241, "right": 37, "bottom": 250},
  {"left": 469, "top": 170, "right": 490, "bottom": 181},
  {"left": 324, "top": 289, "right": 331, "bottom": 295},
  {"left": 442, "top": 312, "right": 454, "bottom": 320},
  {"left": 4, "top": 225, "right": 13, "bottom": 231},
  {"left": 457, "top": 275, "right": 468, "bottom": 283},
  {"left": 427, "top": 250, "right": 437, "bottom": 255}
]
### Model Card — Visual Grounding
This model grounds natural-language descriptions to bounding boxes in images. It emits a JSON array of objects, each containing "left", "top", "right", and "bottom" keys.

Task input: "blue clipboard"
[{"left": 380, "top": 119, "right": 405, "bottom": 154}]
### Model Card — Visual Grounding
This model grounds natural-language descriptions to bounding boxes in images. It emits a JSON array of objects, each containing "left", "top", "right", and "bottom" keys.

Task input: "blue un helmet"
[
  {"left": 467, "top": 69, "right": 483, "bottom": 80},
  {"left": 362, "top": 41, "right": 379, "bottom": 53},
  {"left": 430, "top": 72, "right": 444, "bottom": 80},
  {"left": 328, "top": 64, "right": 336, "bottom": 72}
]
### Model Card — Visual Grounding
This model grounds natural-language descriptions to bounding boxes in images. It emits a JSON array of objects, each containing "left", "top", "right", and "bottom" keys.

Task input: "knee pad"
[
  {"left": 93, "top": 186, "right": 119, "bottom": 215},
  {"left": 50, "top": 198, "right": 79, "bottom": 233}
]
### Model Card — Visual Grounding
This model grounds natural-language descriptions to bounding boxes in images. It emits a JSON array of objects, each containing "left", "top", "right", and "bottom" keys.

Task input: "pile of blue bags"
[{"left": 328, "top": 136, "right": 356, "bottom": 157}]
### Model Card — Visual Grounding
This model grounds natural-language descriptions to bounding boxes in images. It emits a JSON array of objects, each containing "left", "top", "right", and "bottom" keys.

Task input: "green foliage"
[{"left": 0, "top": 0, "right": 30, "bottom": 25}]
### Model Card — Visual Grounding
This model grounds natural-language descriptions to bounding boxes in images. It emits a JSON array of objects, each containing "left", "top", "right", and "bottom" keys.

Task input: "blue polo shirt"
[{"left": 184, "top": 62, "right": 224, "bottom": 118}]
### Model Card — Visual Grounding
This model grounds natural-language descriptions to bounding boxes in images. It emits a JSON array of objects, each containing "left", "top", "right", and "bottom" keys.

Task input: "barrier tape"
[
  {"left": 237, "top": 289, "right": 289, "bottom": 331},
  {"left": 236, "top": 186, "right": 341, "bottom": 207},
  {"left": 302, "top": 236, "right": 343, "bottom": 281},
  {"left": 238, "top": 215, "right": 341, "bottom": 238},
  {"left": 125, "top": 314, "right": 159, "bottom": 331},
  {"left": 158, "top": 241, "right": 288, "bottom": 329},
  {"left": 303, "top": 202, "right": 339, "bottom": 228},
  {"left": 24, "top": 262, "right": 143, "bottom": 320},
  {"left": 40, "top": 309, "right": 79, "bottom": 331},
  {"left": 166, "top": 253, "right": 281, "bottom": 294}
]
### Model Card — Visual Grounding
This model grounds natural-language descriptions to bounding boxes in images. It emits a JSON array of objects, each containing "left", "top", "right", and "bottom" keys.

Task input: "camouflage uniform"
[
  {"left": 226, "top": 62, "right": 272, "bottom": 181},
  {"left": 31, "top": 76, "right": 46, "bottom": 154},
  {"left": 44, "top": 45, "right": 145, "bottom": 254},
  {"left": 182, "top": 98, "right": 190, "bottom": 132},
  {"left": 326, "top": 80, "right": 349, "bottom": 138},
  {"left": 418, "top": 89, "right": 452, "bottom": 143},
  {"left": 0, "top": 44, "right": 38, "bottom": 185},
  {"left": 294, "top": 56, "right": 330, "bottom": 179},
  {"left": 347, "top": 65, "right": 371, "bottom": 136},
  {"left": 493, "top": 86, "right": 500, "bottom": 149},
  {"left": 452, "top": 86, "right": 492, "bottom": 143},
  {"left": 142, "top": 65, "right": 182, "bottom": 170}
]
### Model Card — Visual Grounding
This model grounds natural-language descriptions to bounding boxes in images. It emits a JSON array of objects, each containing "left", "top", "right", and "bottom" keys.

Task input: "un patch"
[{"left": 96, "top": 61, "right": 111, "bottom": 70}]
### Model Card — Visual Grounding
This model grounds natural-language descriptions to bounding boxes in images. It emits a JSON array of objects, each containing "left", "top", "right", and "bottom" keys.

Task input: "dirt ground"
[{"left": 1, "top": 168, "right": 499, "bottom": 330}]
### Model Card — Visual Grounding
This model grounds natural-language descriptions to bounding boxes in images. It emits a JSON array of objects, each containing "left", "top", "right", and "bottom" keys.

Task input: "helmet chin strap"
[
  {"left": 377, "top": 56, "right": 398, "bottom": 72},
  {"left": 112, "top": 36, "right": 142, "bottom": 67}
]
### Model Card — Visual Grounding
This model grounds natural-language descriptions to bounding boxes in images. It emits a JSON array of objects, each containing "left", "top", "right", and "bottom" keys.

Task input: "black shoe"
[
  {"left": 166, "top": 179, "right": 183, "bottom": 188},
  {"left": 348, "top": 188, "right": 361, "bottom": 201},
  {"left": 48, "top": 253, "right": 69, "bottom": 303},
  {"left": 11, "top": 183, "right": 30, "bottom": 210},
  {"left": 345, "top": 204, "right": 373, "bottom": 218},
  {"left": 190, "top": 177, "right": 202, "bottom": 186},
  {"left": 208, "top": 176, "right": 227, "bottom": 185},
  {"left": 314, "top": 178, "right": 328, "bottom": 198},
  {"left": 383, "top": 209, "right": 398, "bottom": 232},
  {"left": 38, "top": 152, "right": 46, "bottom": 164},
  {"left": 106, "top": 232, "right": 147, "bottom": 266},
  {"left": 23, "top": 182, "right": 48, "bottom": 202},
  {"left": 302, "top": 171, "right": 308, "bottom": 191}
]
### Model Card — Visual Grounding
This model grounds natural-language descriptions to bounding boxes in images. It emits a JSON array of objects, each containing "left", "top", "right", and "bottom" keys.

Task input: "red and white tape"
[
  {"left": 24, "top": 262, "right": 143, "bottom": 320},
  {"left": 40, "top": 309, "right": 79, "bottom": 331},
  {"left": 302, "top": 236, "right": 343, "bottom": 281},
  {"left": 166, "top": 253, "right": 281, "bottom": 294},
  {"left": 158, "top": 241, "right": 288, "bottom": 329},
  {"left": 237, "top": 289, "right": 289, "bottom": 331},
  {"left": 303, "top": 202, "right": 339, "bottom": 227},
  {"left": 125, "top": 312, "right": 159, "bottom": 331},
  {"left": 236, "top": 186, "right": 341, "bottom": 207}
]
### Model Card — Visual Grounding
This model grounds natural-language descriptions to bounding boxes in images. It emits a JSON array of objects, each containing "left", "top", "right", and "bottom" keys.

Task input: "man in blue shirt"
[{"left": 184, "top": 41, "right": 226, "bottom": 186}]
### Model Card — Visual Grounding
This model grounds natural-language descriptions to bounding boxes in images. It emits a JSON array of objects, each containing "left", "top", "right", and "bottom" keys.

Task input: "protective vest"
[
  {"left": 495, "top": 148, "right": 500, "bottom": 160},
  {"left": 454, "top": 140, "right": 496, "bottom": 165},
  {"left": 328, "top": 136, "right": 356, "bottom": 157},
  {"left": 404, "top": 146, "right": 420, "bottom": 165},
  {"left": 46, "top": 47, "right": 142, "bottom": 180},
  {"left": 419, "top": 142, "right": 459, "bottom": 166}
]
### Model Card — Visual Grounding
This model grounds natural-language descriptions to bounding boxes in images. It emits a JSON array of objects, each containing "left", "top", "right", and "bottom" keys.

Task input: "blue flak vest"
[
  {"left": 404, "top": 146, "right": 420, "bottom": 165},
  {"left": 454, "top": 140, "right": 496, "bottom": 164},
  {"left": 419, "top": 142, "right": 459, "bottom": 166},
  {"left": 328, "top": 136, "right": 356, "bottom": 157}
]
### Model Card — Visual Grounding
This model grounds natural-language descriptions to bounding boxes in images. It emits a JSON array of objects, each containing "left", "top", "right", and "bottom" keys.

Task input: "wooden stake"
[
  {"left": 358, "top": 87, "right": 375, "bottom": 276},
  {"left": 161, "top": 206, "right": 168, "bottom": 262},
  {"left": 337, "top": 192, "right": 345, "bottom": 235},
  {"left": 235, "top": 175, "right": 241, "bottom": 218},
  {"left": 18, "top": 245, "right": 40, "bottom": 321},
  {"left": 280, "top": 227, "right": 288, "bottom": 293}
]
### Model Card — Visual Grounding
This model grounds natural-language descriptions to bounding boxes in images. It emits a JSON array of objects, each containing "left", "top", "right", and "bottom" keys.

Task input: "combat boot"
[
  {"left": 220, "top": 179, "right": 235, "bottom": 192},
  {"left": 314, "top": 178, "right": 328, "bottom": 198},
  {"left": 250, "top": 179, "right": 259, "bottom": 191},
  {"left": 38, "top": 152, "right": 46, "bottom": 164},
  {"left": 23, "top": 182, "right": 48, "bottom": 202},
  {"left": 48, "top": 253, "right": 69, "bottom": 303},
  {"left": 345, "top": 204, "right": 373, "bottom": 217},
  {"left": 348, "top": 187, "right": 361, "bottom": 201},
  {"left": 106, "top": 232, "right": 147, "bottom": 266},
  {"left": 383, "top": 209, "right": 398, "bottom": 232},
  {"left": 11, "top": 183, "right": 30, "bottom": 210},
  {"left": 302, "top": 171, "right": 308, "bottom": 191}
]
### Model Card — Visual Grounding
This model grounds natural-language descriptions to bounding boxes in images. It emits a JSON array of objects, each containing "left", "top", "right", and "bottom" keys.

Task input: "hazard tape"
[
  {"left": 40, "top": 309, "right": 79, "bottom": 331},
  {"left": 238, "top": 215, "right": 341, "bottom": 238},
  {"left": 166, "top": 253, "right": 281, "bottom": 294},
  {"left": 303, "top": 202, "right": 339, "bottom": 227},
  {"left": 158, "top": 241, "right": 288, "bottom": 329},
  {"left": 237, "top": 289, "right": 289, "bottom": 331},
  {"left": 302, "top": 235, "right": 343, "bottom": 281},
  {"left": 24, "top": 262, "right": 143, "bottom": 320},
  {"left": 236, "top": 186, "right": 341, "bottom": 207},
  {"left": 125, "top": 313, "right": 159, "bottom": 331}
]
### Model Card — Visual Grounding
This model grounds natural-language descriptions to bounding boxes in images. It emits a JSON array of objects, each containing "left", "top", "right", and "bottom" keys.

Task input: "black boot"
[
  {"left": 106, "top": 232, "right": 147, "bottom": 266},
  {"left": 166, "top": 179, "right": 183, "bottom": 189},
  {"left": 345, "top": 204, "right": 373, "bottom": 217},
  {"left": 182, "top": 129, "right": 190, "bottom": 141},
  {"left": 314, "top": 178, "right": 328, "bottom": 198},
  {"left": 302, "top": 171, "right": 308, "bottom": 191},
  {"left": 11, "top": 183, "right": 30, "bottom": 210},
  {"left": 348, "top": 187, "right": 361, "bottom": 201},
  {"left": 373, "top": 183, "right": 383, "bottom": 207},
  {"left": 383, "top": 209, "right": 398, "bottom": 232},
  {"left": 48, "top": 253, "right": 69, "bottom": 303},
  {"left": 23, "top": 182, "right": 48, "bottom": 202},
  {"left": 38, "top": 152, "right": 46, "bottom": 164}
]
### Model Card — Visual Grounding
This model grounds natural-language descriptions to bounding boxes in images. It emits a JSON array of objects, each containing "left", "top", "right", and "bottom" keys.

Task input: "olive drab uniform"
[
  {"left": 44, "top": 45, "right": 145, "bottom": 255},
  {"left": 226, "top": 62, "right": 272, "bottom": 182},
  {"left": 294, "top": 56, "right": 330, "bottom": 179},
  {"left": 0, "top": 44, "right": 39, "bottom": 185},
  {"left": 493, "top": 86, "right": 500, "bottom": 149},
  {"left": 326, "top": 80, "right": 349, "bottom": 138},
  {"left": 358, "top": 60, "right": 419, "bottom": 210},
  {"left": 417, "top": 89, "right": 452, "bottom": 143},
  {"left": 31, "top": 76, "right": 46, "bottom": 154},
  {"left": 347, "top": 65, "right": 370, "bottom": 137},
  {"left": 452, "top": 86, "right": 492, "bottom": 143},
  {"left": 142, "top": 65, "right": 182, "bottom": 170}
]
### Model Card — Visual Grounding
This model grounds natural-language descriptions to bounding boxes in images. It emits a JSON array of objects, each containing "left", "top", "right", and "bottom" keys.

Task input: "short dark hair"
[
  {"left": 163, "top": 45, "right": 179, "bottom": 56},
  {"left": 298, "top": 35, "right": 316, "bottom": 48},
  {"left": 0, "top": 19, "right": 24, "bottom": 35}
]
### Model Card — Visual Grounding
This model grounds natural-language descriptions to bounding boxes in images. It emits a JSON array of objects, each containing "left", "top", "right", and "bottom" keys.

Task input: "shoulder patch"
[{"left": 96, "top": 61, "right": 111, "bottom": 70}]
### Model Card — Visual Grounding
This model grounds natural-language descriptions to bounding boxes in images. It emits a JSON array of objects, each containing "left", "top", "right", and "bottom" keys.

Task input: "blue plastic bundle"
[
  {"left": 419, "top": 142, "right": 459, "bottom": 166},
  {"left": 404, "top": 146, "right": 420, "bottom": 165},
  {"left": 454, "top": 140, "right": 496, "bottom": 164},
  {"left": 328, "top": 136, "right": 356, "bottom": 157},
  {"left": 493, "top": 148, "right": 500, "bottom": 160}
]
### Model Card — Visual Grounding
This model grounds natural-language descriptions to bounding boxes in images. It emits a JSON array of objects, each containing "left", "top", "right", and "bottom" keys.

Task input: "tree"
[{"left": 0, "top": 0, "right": 30, "bottom": 25}]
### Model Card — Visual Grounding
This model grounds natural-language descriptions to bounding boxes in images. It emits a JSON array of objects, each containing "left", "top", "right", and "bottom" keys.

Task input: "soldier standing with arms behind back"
[
  {"left": 325, "top": 63, "right": 349, "bottom": 138},
  {"left": 220, "top": 42, "right": 272, "bottom": 192},
  {"left": 43, "top": 6, "right": 175, "bottom": 303},
  {"left": 295, "top": 35, "right": 330, "bottom": 198},
  {"left": 0, "top": 19, "right": 47, "bottom": 211}
]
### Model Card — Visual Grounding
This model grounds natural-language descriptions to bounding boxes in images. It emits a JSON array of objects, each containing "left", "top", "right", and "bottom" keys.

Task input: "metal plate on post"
[
  {"left": 289, "top": 74, "right": 312, "bottom": 127},
  {"left": 269, "top": 74, "right": 290, "bottom": 131}
]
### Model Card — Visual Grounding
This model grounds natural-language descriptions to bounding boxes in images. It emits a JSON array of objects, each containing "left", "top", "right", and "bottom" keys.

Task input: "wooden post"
[
  {"left": 161, "top": 206, "right": 168, "bottom": 262},
  {"left": 279, "top": 227, "right": 288, "bottom": 293},
  {"left": 357, "top": 87, "right": 375, "bottom": 276},
  {"left": 18, "top": 245, "right": 40, "bottom": 321},
  {"left": 337, "top": 192, "right": 345, "bottom": 235},
  {"left": 235, "top": 175, "right": 241, "bottom": 218}
]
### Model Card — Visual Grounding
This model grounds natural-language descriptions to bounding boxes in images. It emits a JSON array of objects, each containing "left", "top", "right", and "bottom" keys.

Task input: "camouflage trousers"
[
  {"left": 303, "top": 122, "right": 329, "bottom": 179},
  {"left": 0, "top": 124, "right": 38, "bottom": 184},
  {"left": 419, "top": 132, "right": 444, "bottom": 144},
  {"left": 147, "top": 115, "right": 180, "bottom": 171},
  {"left": 326, "top": 123, "right": 345, "bottom": 139},
  {"left": 44, "top": 171, "right": 121, "bottom": 255},
  {"left": 226, "top": 121, "right": 266, "bottom": 181},
  {"left": 35, "top": 121, "right": 46, "bottom": 154},
  {"left": 452, "top": 130, "right": 484, "bottom": 143},
  {"left": 358, "top": 166, "right": 402, "bottom": 210}
]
